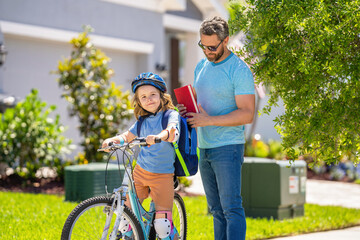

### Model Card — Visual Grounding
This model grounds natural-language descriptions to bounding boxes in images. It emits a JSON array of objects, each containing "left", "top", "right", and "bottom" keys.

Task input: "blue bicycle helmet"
[{"left": 131, "top": 72, "right": 167, "bottom": 93}]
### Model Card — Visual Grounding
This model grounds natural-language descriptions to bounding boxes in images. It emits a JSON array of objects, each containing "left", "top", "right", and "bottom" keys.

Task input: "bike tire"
[
  {"left": 149, "top": 192, "right": 187, "bottom": 240},
  {"left": 61, "top": 195, "right": 144, "bottom": 240}
]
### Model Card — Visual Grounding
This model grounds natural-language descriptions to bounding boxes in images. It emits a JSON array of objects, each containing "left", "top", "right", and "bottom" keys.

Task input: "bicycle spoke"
[{"left": 71, "top": 204, "right": 112, "bottom": 239}]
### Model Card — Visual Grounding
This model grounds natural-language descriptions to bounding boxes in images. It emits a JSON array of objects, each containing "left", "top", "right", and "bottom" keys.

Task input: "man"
[{"left": 181, "top": 16, "right": 255, "bottom": 240}]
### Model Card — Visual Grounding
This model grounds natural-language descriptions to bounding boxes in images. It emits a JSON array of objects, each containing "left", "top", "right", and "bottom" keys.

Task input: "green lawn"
[{"left": 1, "top": 191, "right": 360, "bottom": 239}]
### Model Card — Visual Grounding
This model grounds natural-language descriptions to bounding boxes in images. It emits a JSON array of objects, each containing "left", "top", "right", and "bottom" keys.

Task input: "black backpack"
[{"left": 137, "top": 109, "right": 199, "bottom": 177}]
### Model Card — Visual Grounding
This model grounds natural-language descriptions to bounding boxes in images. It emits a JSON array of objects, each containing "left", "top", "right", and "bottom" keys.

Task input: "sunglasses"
[{"left": 198, "top": 39, "right": 224, "bottom": 52}]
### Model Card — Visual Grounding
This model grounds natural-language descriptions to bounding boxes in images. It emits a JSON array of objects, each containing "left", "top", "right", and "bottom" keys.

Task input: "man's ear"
[{"left": 224, "top": 36, "right": 230, "bottom": 45}]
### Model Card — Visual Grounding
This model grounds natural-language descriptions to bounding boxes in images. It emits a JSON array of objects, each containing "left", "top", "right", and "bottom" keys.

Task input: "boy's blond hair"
[{"left": 131, "top": 89, "right": 175, "bottom": 120}]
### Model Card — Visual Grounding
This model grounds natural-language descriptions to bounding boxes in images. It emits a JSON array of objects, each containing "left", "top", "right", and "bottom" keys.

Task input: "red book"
[{"left": 174, "top": 85, "right": 199, "bottom": 113}]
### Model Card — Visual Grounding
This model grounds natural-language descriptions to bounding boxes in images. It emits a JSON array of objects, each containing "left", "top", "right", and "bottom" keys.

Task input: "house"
[{"left": 0, "top": 0, "right": 281, "bottom": 153}]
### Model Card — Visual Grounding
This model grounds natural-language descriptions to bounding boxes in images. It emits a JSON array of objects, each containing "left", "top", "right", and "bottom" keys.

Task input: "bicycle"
[{"left": 61, "top": 137, "right": 187, "bottom": 240}]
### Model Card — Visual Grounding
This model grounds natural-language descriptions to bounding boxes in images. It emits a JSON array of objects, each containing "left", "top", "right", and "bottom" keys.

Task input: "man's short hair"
[{"left": 200, "top": 16, "right": 229, "bottom": 41}]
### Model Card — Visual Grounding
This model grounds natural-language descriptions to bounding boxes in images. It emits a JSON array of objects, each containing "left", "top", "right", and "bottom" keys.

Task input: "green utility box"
[
  {"left": 242, "top": 158, "right": 306, "bottom": 220},
  {"left": 65, "top": 163, "right": 125, "bottom": 202}
]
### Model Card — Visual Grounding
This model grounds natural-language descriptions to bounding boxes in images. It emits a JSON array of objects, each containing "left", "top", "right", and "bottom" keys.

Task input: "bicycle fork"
[{"left": 101, "top": 189, "right": 126, "bottom": 240}]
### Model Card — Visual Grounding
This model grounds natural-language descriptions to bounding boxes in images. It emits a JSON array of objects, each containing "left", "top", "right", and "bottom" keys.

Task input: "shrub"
[
  {"left": 55, "top": 26, "right": 133, "bottom": 162},
  {"left": 329, "top": 167, "right": 346, "bottom": 181},
  {"left": 245, "top": 139, "right": 271, "bottom": 158},
  {"left": 178, "top": 177, "right": 193, "bottom": 190},
  {"left": 229, "top": 0, "right": 360, "bottom": 165},
  {"left": 0, "top": 89, "right": 72, "bottom": 180},
  {"left": 268, "top": 139, "right": 286, "bottom": 160}
]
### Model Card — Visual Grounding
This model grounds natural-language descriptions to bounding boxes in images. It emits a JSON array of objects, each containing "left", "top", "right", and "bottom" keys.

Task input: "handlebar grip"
[{"left": 154, "top": 137, "right": 162, "bottom": 143}]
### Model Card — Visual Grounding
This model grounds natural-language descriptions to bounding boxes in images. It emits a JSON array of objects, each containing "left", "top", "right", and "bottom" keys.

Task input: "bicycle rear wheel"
[
  {"left": 149, "top": 192, "right": 187, "bottom": 240},
  {"left": 172, "top": 193, "right": 187, "bottom": 239},
  {"left": 61, "top": 195, "right": 144, "bottom": 240}
]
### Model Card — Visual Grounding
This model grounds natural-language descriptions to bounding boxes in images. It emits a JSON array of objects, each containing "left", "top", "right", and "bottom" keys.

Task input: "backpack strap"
[
  {"left": 162, "top": 109, "right": 172, "bottom": 130},
  {"left": 162, "top": 109, "right": 191, "bottom": 175},
  {"left": 136, "top": 116, "right": 145, "bottom": 136},
  {"left": 173, "top": 141, "right": 190, "bottom": 176}
]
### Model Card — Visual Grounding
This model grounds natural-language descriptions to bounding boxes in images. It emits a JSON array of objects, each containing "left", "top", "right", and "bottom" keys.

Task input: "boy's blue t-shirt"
[
  {"left": 194, "top": 52, "right": 255, "bottom": 149},
  {"left": 129, "top": 110, "right": 180, "bottom": 174}
]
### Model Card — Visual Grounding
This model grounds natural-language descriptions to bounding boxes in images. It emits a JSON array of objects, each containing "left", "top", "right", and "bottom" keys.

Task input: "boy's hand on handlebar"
[
  {"left": 102, "top": 138, "right": 120, "bottom": 152},
  {"left": 145, "top": 135, "right": 157, "bottom": 146},
  {"left": 145, "top": 135, "right": 162, "bottom": 146}
]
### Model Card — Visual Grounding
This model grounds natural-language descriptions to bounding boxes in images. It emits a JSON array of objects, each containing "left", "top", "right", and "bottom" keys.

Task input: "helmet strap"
[
  {"left": 140, "top": 106, "right": 153, "bottom": 116},
  {"left": 139, "top": 104, "right": 162, "bottom": 118}
]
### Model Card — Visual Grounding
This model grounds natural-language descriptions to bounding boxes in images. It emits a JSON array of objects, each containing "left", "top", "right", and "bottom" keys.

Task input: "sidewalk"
[
  {"left": 305, "top": 179, "right": 360, "bottom": 209},
  {"left": 271, "top": 226, "right": 360, "bottom": 240},
  {"left": 186, "top": 172, "right": 360, "bottom": 239}
]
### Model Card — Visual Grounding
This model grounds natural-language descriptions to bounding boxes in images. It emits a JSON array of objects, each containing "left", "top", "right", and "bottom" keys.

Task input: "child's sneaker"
[
  {"left": 168, "top": 227, "right": 179, "bottom": 240},
  {"left": 122, "top": 230, "right": 133, "bottom": 239},
  {"left": 115, "top": 230, "right": 133, "bottom": 240}
]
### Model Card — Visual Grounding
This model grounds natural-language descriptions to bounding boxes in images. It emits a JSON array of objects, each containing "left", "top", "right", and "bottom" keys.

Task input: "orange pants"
[{"left": 127, "top": 165, "right": 174, "bottom": 211}]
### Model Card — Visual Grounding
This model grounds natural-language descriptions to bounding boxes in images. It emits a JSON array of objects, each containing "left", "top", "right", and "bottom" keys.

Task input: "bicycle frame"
[
  {"left": 62, "top": 137, "right": 186, "bottom": 240},
  {"left": 102, "top": 182, "right": 156, "bottom": 240}
]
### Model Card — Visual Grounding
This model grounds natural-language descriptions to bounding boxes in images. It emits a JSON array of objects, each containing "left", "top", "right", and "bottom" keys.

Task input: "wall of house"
[
  {"left": 249, "top": 95, "right": 283, "bottom": 142},
  {"left": 0, "top": 0, "right": 167, "bottom": 152},
  {"left": 0, "top": 0, "right": 164, "bottom": 71},
  {"left": 0, "top": 0, "right": 163, "bottom": 44},
  {"left": 167, "top": 0, "right": 203, "bottom": 20}
]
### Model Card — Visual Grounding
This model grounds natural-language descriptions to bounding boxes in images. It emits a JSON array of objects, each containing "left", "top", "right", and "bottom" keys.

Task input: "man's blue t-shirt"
[
  {"left": 194, "top": 52, "right": 255, "bottom": 149},
  {"left": 129, "top": 110, "right": 180, "bottom": 174}
]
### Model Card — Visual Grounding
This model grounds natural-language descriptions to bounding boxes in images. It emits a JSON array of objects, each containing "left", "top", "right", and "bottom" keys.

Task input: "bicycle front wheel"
[{"left": 61, "top": 195, "right": 144, "bottom": 240}]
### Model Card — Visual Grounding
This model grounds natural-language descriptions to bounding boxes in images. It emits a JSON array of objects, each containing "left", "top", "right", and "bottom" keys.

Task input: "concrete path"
[
  {"left": 186, "top": 172, "right": 360, "bottom": 239},
  {"left": 306, "top": 179, "right": 360, "bottom": 209},
  {"left": 271, "top": 226, "right": 360, "bottom": 240}
]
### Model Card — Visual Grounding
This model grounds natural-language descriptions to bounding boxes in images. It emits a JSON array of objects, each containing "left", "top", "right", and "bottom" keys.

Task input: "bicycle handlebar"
[{"left": 97, "top": 137, "right": 161, "bottom": 152}]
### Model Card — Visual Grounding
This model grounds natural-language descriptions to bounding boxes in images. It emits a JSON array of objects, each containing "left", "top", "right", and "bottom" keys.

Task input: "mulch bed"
[
  {"left": 306, "top": 168, "right": 355, "bottom": 183},
  {"left": 0, "top": 174, "right": 65, "bottom": 195}
]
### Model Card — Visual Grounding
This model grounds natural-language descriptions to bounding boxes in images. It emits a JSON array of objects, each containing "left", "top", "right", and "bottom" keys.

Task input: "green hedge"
[{"left": 0, "top": 89, "right": 72, "bottom": 180}]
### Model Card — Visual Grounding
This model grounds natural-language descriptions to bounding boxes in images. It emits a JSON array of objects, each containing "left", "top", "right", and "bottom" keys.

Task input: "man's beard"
[{"left": 205, "top": 47, "right": 224, "bottom": 63}]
